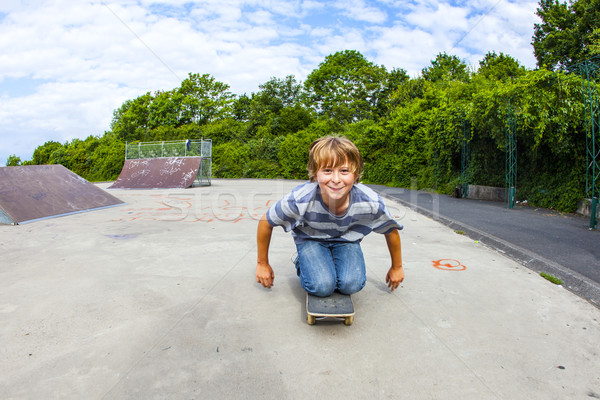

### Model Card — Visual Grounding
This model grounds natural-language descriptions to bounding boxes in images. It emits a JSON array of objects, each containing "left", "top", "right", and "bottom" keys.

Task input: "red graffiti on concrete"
[
  {"left": 111, "top": 193, "right": 274, "bottom": 223},
  {"left": 432, "top": 259, "right": 467, "bottom": 271}
]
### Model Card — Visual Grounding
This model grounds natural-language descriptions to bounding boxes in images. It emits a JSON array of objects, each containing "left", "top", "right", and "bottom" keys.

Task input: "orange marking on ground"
[{"left": 432, "top": 259, "right": 467, "bottom": 271}]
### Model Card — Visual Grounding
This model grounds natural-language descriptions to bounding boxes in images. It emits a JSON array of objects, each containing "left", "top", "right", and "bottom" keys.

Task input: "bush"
[{"left": 212, "top": 141, "right": 251, "bottom": 178}]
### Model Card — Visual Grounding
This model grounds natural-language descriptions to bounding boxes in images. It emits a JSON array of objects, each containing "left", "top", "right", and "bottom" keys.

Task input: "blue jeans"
[{"left": 295, "top": 240, "right": 366, "bottom": 297}]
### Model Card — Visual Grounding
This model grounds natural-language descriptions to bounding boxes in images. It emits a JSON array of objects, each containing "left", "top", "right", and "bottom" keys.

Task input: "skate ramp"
[
  {"left": 108, "top": 157, "right": 202, "bottom": 189},
  {"left": 0, "top": 165, "right": 124, "bottom": 224}
]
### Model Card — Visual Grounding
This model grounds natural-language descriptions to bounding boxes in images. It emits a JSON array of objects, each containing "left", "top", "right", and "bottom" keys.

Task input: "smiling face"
[
  {"left": 315, "top": 158, "right": 355, "bottom": 215},
  {"left": 307, "top": 136, "right": 363, "bottom": 216},
  {"left": 307, "top": 136, "right": 363, "bottom": 184}
]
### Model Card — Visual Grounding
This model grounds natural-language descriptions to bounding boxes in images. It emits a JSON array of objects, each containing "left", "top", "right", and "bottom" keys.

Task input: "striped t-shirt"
[{"left": 266, "top": 181, "right": 403, "bottom": 244}]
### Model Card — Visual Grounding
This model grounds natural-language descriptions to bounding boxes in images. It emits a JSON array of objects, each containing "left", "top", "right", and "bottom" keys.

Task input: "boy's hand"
[
  {"left": 384, "top": 230, "right": 403, "bottom": 292},
  {"left": 256, "top": 262, "right": 274, "bottom": 288},
  {"left": 385, "top": 266, "right": 404, "bottom": 292}
]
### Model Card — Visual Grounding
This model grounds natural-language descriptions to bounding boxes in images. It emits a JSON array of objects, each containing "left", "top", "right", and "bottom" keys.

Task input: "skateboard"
[{"left": 306, "top": 291, "right": 354, "bottom": 326}]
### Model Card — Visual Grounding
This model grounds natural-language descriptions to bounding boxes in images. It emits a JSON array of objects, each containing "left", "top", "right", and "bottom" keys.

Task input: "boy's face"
[{"left": 315, "top": 159, "right": 355, "bottom": 211}]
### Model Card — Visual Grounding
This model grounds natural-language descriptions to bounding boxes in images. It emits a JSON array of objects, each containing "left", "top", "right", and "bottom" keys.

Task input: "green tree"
[
  {"left": 110, "top": 93, "right": 153, "bottom": 142},
  {"left": 232, "top": 94, "right": 252, "bottom": 122},
  {"left": 374, "top": 67, "right": 410, "bottom": 118},
  {"left": 111, "top": 73, "right": 234, "bottom": 142},
  {"left": 304, "top": 50, "right": 389, "bottom": 123},
  {"left": 272, "top": 104, "right": 314, "bottom": 136},
  {"left": 422, "top": 53, "right": 470, "bottom": 83},
  {"left": 196, "top": 118, "right": 247, "bottom": 143},
  {"left": 380, "top": 96, "right": 431, "bottom": 186},
  {"left": 476, "top": 52, "right": 527, "bottom": 82},
  {"left": 243, "top": 75, "right": 307, "bottom": 138},
  {"left": 32, "top": 141, "right": 63, "bottom": 165},
  {"left": 278, "top": 131, "right": 316, "bottom": 179},
  {"left": 212, "top": 141, "right": 251, "bottom": 178},
  {"left": 88, "top": 136, "right": 125, "bottom": 181},
  {"left": 148, "top": 90, "right": 181, "bottom": 128},
  {"left": 177, "top": 73, "right": 235, "bottom": 124},
  {"left": 388, "top": 77, "right": 426, "bottom": 109},
  {"left": 467, "top": 53, "right": 527, "bottom": 187},
  {"left": 256, "top": 75, "right": 303, "bottom": 112},
  {"left": 46, "top": 137, "right": 98, "bottom": 177},
  {"left": 532, "top": 0, "right": 600, "bottom": 70},
  {"left": 6, "top": 155, "right": 21, "bottom": 166},
  {"left": 590, "top": 27, "right": 600, "bottom": 55}
]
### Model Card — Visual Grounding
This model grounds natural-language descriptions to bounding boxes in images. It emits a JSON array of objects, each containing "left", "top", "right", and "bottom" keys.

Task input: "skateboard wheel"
[
  {"left": 307, "top": 315, "right": 316, "bottom": 325},
  {"left": 344, "top": 316, "right": 354, "bottom": 326}
]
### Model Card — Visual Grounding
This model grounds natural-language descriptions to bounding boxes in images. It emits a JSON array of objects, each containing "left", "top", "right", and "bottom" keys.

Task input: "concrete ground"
[
  {"left": 1, "top": 179, "right": 599, "bottom": 400},
  {"left": 368, "top": 184, "right": 600, "bottom": 307}
]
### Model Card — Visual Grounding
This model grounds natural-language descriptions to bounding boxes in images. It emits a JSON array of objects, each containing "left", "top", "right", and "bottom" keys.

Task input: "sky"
[{"left": 0, "top": 0, "right": 541, "bottom": 165}]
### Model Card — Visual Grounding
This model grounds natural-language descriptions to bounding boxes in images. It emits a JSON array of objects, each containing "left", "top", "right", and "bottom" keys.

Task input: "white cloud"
[
  {"left": 246, "top": 9, "right": 275, "bottom": 25},
  {"left": 0, "top": 0, "right": 541, "bottom": 165},
  {"left": 371, "top": 24, "right": 441, "bottom": 76},
  {"left": 404, "top": 1, "right": 469, "bottom": 33},
  {"left": 309, "top": 26, "right": 334, "bottom": 38},
  {"left": 452, "top": 0, "right": 540, "bottom": 69},
  {"left": 301, "top": 1, "right": 325, "bottom": 14},
  {"left": 336, "top": 0, "right": 388, "bottom": 24}
]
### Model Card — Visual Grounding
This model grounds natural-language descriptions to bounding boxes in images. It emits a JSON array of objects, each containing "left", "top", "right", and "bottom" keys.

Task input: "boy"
[{"left": 255, "top": 136, "right": 404, "bottom": 296}]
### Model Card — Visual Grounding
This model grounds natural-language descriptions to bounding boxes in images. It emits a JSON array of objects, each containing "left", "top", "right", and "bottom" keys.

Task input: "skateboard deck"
[{"left": 306, "top": 292, "right": 354, "bottom": 325}]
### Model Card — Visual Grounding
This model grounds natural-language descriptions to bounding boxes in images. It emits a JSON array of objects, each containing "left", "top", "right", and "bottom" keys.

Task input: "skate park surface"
[{"left": 1, "top": 179, "right": 599, "bottom": 399}]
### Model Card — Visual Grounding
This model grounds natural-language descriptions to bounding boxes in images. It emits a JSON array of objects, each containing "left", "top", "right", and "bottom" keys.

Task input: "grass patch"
[
  {"left": 455, "top": 230, "right": 465, "bottom": 235},
  {"left": 540, "top": 272, "right": 563, "bottom": 285}
]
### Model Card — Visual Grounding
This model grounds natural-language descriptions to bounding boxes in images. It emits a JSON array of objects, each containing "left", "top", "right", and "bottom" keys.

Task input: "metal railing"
[{"left": 578, "top": 58, "right": 600, "bottom": 228}]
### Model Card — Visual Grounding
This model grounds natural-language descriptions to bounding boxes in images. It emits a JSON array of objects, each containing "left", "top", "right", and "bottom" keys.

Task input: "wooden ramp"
[
  {"left": 0, "top": 165, "right": 124, "bottom": 225},
  {"left": 108, "top": 157, "right": 202, "bottom": 189}
]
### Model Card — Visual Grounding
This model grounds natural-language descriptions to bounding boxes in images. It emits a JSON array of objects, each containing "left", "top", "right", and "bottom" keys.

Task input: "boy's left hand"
[{"left": 385, "top": 266, "right": 404, "bottom": 292}]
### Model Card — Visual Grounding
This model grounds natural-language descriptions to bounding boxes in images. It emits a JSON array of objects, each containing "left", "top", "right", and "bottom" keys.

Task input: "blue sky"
[{"left": 0, "top": 0, "right": 540, "bottom": 165}]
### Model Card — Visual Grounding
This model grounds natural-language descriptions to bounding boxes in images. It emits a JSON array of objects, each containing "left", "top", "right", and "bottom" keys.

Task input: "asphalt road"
[{"left": 369, "top": 185, "right": 600, "bottom": 307}]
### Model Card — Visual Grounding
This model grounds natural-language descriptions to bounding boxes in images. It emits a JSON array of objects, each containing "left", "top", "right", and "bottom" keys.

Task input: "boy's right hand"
[{"left": 256, "top": 262, "right": 274, "bottom": 288}]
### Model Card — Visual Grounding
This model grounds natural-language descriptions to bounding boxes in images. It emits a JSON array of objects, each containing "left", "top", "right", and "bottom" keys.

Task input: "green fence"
[{"left": 577, "top": 57, "right": 600, "bottom": 228}]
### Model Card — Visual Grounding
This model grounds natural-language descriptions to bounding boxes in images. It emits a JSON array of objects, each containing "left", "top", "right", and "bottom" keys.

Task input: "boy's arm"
[
  {"left": 384, "top": 229, "right": 404, "bottom": 292},
  {"left": 256, "top": 214, "right": 275, "bottom": 288}
]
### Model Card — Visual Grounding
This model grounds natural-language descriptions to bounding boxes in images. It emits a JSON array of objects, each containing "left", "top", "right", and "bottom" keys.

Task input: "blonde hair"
[{"left": 307, "top": 136, "right": 363, "bottom": 183}]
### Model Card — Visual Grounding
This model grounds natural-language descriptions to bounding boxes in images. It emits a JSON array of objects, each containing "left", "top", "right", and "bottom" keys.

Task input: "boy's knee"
[
  {"left": 337, "top": 277, "right": 365, "bottom": 295},
  {"left": 306, "top": 278, "right": 336, "bottom": 297}
]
